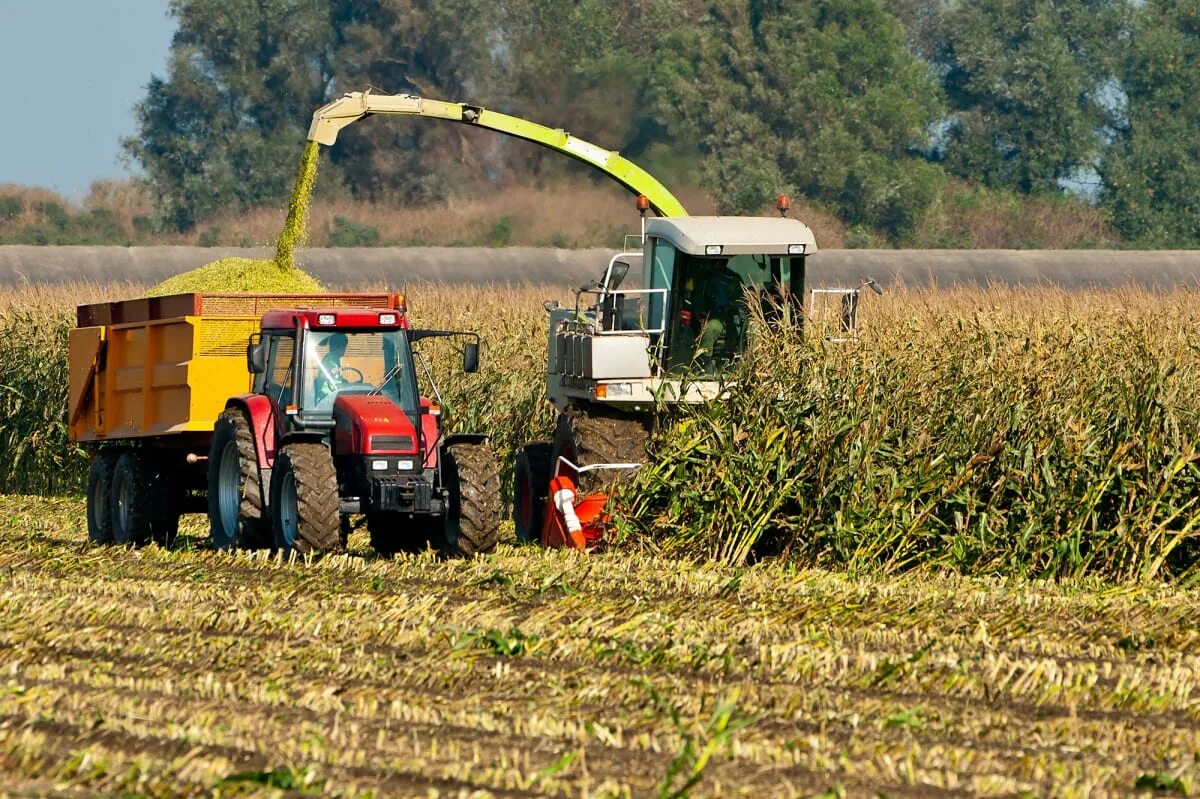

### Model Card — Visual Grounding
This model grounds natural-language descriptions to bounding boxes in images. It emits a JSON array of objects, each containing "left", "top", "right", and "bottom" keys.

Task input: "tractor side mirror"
[
  {"left": 246, "top": 335, "right": 266, "bottom": 374},
  {"left": 463, "top": 341, "right": 480, "bottom": 373}
]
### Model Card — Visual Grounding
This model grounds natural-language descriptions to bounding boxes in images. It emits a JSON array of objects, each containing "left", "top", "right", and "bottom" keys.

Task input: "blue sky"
[{"left": 0, "top": 1, "right": 175, "bottom": 198}]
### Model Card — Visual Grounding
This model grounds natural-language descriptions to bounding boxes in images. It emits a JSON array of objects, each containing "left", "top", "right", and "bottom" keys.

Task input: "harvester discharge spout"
[{"left": 308, "top": 90, "right": 689, "bottom": 218}]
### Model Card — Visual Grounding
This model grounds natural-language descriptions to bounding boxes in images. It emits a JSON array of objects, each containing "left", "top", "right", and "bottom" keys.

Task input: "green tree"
[
  {"left": 1100, "top": 0, "right": 1200, "bottom": 246},
  {"left": 124, "top": 0, "right": 498, "bottom": 230},
  {"left": 924, "top": 0, "right": 1126, "bottom": 194},
  {"left": 656, "top": 0, "right": 946, "bottom": 237}
]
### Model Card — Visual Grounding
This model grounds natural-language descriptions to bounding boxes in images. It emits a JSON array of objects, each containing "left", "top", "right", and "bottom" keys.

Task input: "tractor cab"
[{"left": 545, "top": 215, "right": 817, "bottom": 412}]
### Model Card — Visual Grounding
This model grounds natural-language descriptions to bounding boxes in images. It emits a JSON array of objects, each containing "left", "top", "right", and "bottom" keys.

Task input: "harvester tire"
[
  {"left": 441, "top": 443, "right": 501, "bottom": 557},
  {"left": 86, "top": 451, "right": 118, "bottom": 545},
  {"left": 367, "top": 513, "right": 432, "bottom": 556},
  {"left": 551, "top": 405, "right": 649, "bottom": 493},
  {"left": 514, "top": 442, "right": 553, "bottom": 543},
  {"left": 207, "top": 409, "right": 269, "bottom": 550},
  {"left": 270, "top": 443, "right": 342, "bottom": 554},
  {"left": 111, "top": 451, "right": 174, "bottom": 547}
]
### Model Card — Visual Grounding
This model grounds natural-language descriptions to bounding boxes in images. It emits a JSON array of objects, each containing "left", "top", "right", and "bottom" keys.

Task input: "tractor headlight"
[
  {"left": 379, "top": 312, "right": 398, "bottom": 325},
  {"left": 371, "top": 460, "right": 388, "bottom": 471},
  {"left": 788, "top": 244, "right": 805, "bottom": 255},
  {"left": 317, "top": 313, "right": 336, "bottom": 326},
  {"left": 396, "top": 459, "right": 415, "bottom": 471},
  {"left": 705, "top": 245, "right": 723, "bottom": 256}
]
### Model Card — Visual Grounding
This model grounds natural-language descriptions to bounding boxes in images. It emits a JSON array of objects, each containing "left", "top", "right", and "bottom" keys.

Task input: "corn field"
[
  {"left": 3, "top": 281, "right": 1200, "bottom": 794},
  {"left": 0, "top": 495, "right": 1199, "bottom": 796}
]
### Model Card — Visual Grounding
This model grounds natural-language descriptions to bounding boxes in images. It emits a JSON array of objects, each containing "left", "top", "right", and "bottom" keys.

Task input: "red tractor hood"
[{"left": 333, "top": 394, "right": 420, "bottom": 455}]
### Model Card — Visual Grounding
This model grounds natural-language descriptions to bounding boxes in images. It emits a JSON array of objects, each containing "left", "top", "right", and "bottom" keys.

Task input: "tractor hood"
[{"left": 333, "top": 394, "right": 420, "bottom": 455}]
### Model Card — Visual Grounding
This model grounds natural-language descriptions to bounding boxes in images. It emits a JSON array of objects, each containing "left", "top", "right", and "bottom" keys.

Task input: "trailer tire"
[
  {"left": 86, "top": 452, "right": 118, "bottom": 545},
  {"left": 270, "top": 443, "right": 342, "bottom": 554},
  {"left": 208, "top": 409, "right": 268, "bottom": 550},
  {"left": 514, "top": 442, "right": 553, "bottom": 543},
  {"left": 442, "top": 443, "right": 501, "bottom": 557},
  {"left": 551, "top": 405, "right": 649, "bottom": 493},
  {"left": 111, "top": 451, "right": 172, "bottom": 547}
]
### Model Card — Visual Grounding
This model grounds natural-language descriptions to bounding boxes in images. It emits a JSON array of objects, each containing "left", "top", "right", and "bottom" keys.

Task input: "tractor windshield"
[
  {"left": 300, "top": 329, "right": 419, "bottom": 415},
  {"left": 666, "top": 253, "right": 802, "bottom": 373}
]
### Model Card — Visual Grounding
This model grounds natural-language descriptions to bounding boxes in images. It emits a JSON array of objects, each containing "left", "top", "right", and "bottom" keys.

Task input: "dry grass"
[
  {"left": 0, "top": 494, "right": 1198, "bottom": 796},
  {"left": 911, "top": 182, "right": 1118, "bottom": 249}
]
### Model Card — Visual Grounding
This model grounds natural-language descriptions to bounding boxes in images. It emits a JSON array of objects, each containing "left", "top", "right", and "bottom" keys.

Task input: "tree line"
[{"left": 124, "top": 0, "right": 1200, "bottom": 247}]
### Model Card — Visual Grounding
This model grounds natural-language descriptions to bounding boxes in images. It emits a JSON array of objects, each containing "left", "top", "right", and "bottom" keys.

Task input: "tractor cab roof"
[
  {"left": 260, "top": 307, "right": 409, "bottom": 332},
  {"left": 645, "top": 216, "right": 818, "bottom": 257}
]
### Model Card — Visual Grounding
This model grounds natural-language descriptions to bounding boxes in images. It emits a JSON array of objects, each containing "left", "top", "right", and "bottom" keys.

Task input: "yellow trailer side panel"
[{"left": 71, "top": 315, "right": 257, "bottom": 443}]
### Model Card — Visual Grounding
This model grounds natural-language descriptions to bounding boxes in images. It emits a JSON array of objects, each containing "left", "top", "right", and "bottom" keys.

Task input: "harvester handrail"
[{"left": 308, "top": 91, "right": 689, "bottom": 218}]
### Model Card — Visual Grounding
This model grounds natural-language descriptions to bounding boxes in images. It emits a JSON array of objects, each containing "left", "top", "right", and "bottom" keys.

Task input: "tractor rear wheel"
[
  {"left": 367, "top": 513, "right": 433, "bottom": 556},
  {"left": 86, "top": 451, "right": 118, "bottom": 544},
  {"left": 441, "top": 442, "right": 501, "bottom": 557},
  {"left": 270, "top": 443, "right": 342, "bottom": 554},
  {"left": 111, "top": 451, "right": 176, "bottom": 546},
  {"left": 513, "top": 442, "right": 552, "bottom": 543},
  {"left": 551, "top": 405, "right": 650, "bottom": 493},
  {"left": 207, "top": 409, "right": 269, "bottom": 550}
]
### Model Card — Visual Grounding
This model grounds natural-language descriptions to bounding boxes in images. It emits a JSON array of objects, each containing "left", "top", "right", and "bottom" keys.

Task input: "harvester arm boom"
[{"left": 308, "top": 91, "right": 688, "bottom": 218}]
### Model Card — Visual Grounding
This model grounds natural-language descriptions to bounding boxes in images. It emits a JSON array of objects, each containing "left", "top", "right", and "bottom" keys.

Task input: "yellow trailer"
[{"left": 70, "top": 291, "right": 396, "bottom": 546}]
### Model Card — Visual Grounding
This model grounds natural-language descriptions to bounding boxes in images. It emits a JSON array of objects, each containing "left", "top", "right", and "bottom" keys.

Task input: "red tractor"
[{"left": 212, "top": 297, "right": 501, "bottom": 555}]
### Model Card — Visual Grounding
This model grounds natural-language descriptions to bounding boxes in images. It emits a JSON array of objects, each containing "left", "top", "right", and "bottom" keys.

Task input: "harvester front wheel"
[
  {"left": 270, "top": 443, "right": 342, "bottom": 554},
  {"left": 514, "top": 442, "right": 552, "bottom": 543},
  {"left": 551, "top": 405, "right": 650, "bottom": 494},
  {"left": 86, "top": 451, "right": 118, "bottom": 544},
  {"left": 441, "top": 443, "right": 501, "bottom": 557},
  {"left": 111, "top": 451, "right": 175, "bottom": 546},
  {"left": 208, "top": 409, "right": 268, "bottom": 550}
]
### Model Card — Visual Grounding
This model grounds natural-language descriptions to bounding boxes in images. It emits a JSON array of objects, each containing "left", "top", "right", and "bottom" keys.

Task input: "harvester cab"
[{"left": 215, "top": 297, "right": 500, "bottom": 557}]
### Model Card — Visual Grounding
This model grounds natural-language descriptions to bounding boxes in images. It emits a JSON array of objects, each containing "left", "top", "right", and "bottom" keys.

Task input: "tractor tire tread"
[
  {"left": 554, "top": 406, "right": 649, "bottom": 493},
  {"left": 275, "top": 443, "right": 342, "bottom": 554},
  {"left": 444, "top": 443, "right": 501, "bottom": 557},
  {"left": 208, "top": 409, "right": 268, "bottom": 549}
]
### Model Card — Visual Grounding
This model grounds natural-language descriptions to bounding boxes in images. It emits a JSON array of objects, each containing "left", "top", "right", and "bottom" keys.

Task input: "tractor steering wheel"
[{"left": 340, "top": 366, "right": 365, "bottom": 384}]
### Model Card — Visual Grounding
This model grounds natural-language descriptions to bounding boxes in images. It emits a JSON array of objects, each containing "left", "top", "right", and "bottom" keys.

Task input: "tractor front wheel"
[
  {"left": 441, "top": 443, "right": 501, "bottom": 557},
  {"left": 513, "top": 442, "right": 552, "bottom": 543},
  {"left": 270, "top": 443, "right": 342, "bottom": 554}
]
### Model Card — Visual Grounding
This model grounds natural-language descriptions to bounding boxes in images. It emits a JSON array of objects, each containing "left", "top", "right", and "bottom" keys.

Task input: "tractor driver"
[{"left": 314, "top": 332, "right": 348, "bottom": 404}]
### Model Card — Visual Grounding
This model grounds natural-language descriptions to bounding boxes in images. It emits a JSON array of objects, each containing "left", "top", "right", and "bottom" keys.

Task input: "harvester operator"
[{"left": 687, "top": 259, "right": 740, "bottom": 371}]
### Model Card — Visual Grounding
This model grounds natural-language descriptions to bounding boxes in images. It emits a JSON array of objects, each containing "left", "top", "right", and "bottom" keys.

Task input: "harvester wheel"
[
  {"left": 270, "top": 443, "right": 342, "bottom": 554},
  {"left": 367, "top": 513, "right": 432, "bottom": 556},
  {"left": 86, "top": 451, "right": 118, "bottom": 545},
  {"left": 514, "top": 442, "right": 552, "bottom": 543},
  {"left": 111, "top": 451, "right": 173, "bottom": 547},
  {"left": 441, "top": 443, "right": 502, "bottom": 557},
  {"left": 551, "top": 405, "right": 650, "bottom": 493},
  {"left": 207, "top": 409, "right": 269, "bottom": 550}
]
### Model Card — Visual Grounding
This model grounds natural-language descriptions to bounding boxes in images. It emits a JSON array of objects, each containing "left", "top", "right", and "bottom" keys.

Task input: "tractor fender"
[{"left": 225, "top": 395, "right": 281, "bottom": 471}]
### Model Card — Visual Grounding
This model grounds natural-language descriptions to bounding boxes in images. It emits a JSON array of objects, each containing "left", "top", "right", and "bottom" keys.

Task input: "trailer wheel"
[
  {"left": 86, "top": 452, "right": 119, "bottom": 544},
  {"left": 111, "top": 451, "right": 171, "bottom": 546},
  {"left": 514, "top": 442, "right": 552, "bottom": 543},
  {"left": 551, "top": 405, "right": 649, "bottom": 493},
  {"left": 442, "top": 443, "right": 501, "bottom": 557},
  {"left": 367, "top": 513, "right": 432, "bottom": 556},
  {"left": 208, "top": 409, "right": 268, "bottom": 550},
  {"left": 270, "top": 443, "right": 342, "bottom": 554}
]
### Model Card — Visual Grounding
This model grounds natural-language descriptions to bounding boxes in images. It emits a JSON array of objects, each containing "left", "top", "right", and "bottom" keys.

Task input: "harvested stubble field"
[
  {"left": 3, "top": 495, "right": 1200, "bottom": 798},
  {"left": 4, "top": 280, "right": 1200, "bottom": 795}
]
